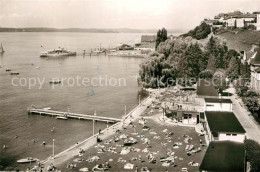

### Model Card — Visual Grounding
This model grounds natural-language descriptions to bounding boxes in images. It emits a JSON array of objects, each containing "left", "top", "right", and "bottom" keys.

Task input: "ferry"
[
  {"left": 17, "top": 157, "right": 38, "bottom": 163},
  {"left": 40, "top": 48, "right": 76, "bottom": 57}
]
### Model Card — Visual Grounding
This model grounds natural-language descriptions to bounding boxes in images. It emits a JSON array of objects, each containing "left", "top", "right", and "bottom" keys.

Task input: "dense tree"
[
  {"left": 206, "top": 55, "right": 217, "bottom": 71},
  {"left": 244, "top": 139, "right": 260, "bottom": 171},
  {"left": 213, "top": 75, "right": 229, "bottom": 93},
  {"left": 243, "top": 96, "right": 260, "bottom": 112},
  {"left": 199, "top": 69, "right": 214, "bottom": 79},
  {"left": 156, "top": 29, "right": 161, "bottom": 49},
  {"left": 205, "top": 36, "right": 231, "bottom": 69},
  {"left": 139, "top": 33, "right": 241, "bottom": 89},
  {"left": 182, "top": 22, "right": 211, "bottom": 40},
  {"left": 226, "top": 57, "right": 240, "bottom": 79},
  {"left": 241, "top": 62, "right": 251, "bottom": 78},
  {"left": 156, "top": 28, "right": 168, "bottom": 49}
]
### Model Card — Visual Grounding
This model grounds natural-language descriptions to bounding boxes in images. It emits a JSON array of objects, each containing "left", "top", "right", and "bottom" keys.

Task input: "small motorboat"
[
  {"left": 43, "top": 107, "right": 51, "bottom": 110},
  {"left": 11, "top": 72, "right": 19, "bottom": 75},
  {"left": 17, "top": 157, "right": 38, "bottom": 163},
  {"left": 6, "top": 69, "right": 11, "bottom": 72},
  {"left": 56, "top": 114, "right": 68, "bottom": 120}
]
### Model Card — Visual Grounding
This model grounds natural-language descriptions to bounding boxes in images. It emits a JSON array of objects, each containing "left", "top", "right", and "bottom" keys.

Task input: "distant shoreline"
[{"left": 0, "top": 27, "right": 185, "bottom": 34}]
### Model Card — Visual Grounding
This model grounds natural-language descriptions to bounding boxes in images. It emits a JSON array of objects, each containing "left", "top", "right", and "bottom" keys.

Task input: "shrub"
[{"left": 244, "top": 139, "right": 260, "bottom": 171}]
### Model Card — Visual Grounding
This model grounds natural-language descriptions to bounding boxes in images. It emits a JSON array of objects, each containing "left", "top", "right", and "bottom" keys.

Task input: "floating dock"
[{"left": 27, "top": 108, "right": 121, "bottom": 123}]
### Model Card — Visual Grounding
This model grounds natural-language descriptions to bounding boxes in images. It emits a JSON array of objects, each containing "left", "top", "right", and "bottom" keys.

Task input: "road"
[{"left": 226, "top": 87, "right": 260, "bottom": 143}]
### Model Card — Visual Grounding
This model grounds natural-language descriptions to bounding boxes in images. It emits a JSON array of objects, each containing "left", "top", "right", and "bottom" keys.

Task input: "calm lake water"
[{"left": 0, "top": 32, "right": 152, "bottom": 170}]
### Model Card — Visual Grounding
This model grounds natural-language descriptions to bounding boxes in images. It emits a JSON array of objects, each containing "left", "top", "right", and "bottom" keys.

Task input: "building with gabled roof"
[
  {"left": 135, "top": 35, "right": 157, "bottom": 51},
  {"left": 196, "top": 79, "right": 219, "bottom": 98}
]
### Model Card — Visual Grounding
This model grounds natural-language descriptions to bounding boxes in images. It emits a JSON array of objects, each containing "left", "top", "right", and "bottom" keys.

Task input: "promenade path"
[
  {"left": 226, "top": 87, "right": 260, "bottom": 143},
  {"left": 39, "top": 96, "right": 154, "bottom": 171}
]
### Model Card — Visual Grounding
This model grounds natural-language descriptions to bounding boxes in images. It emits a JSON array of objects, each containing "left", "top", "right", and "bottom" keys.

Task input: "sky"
[{"left": 0, "top": 0, "right": 259, "bottom": 31}]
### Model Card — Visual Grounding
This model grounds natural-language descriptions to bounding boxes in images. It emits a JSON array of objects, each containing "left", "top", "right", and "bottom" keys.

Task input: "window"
[
  {"left": 184, "top": 114, "right": 192, "bottom": 119},
  {"left": 212, "top": 132, "right": 219, "bottom": 137},
  {"left": 200, "top": 112, "right": 205, "bottom": 119},
  {"left": 206, "top": 104, "right": 214, "bottom": 107},
  {"left": 232, "top": 134, "right": 237, "bottom": 136},
  {"left": 226, "top": 134, "right": 231, "bottom": 136}
]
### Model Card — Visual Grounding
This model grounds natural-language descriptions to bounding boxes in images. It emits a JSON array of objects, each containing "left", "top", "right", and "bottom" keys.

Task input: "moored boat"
[
  {"left": 56, "top": 114, "right": 68, "bottom": 120},
  {"left": 11, "top": 72, "right": 19, "bottom": 75},
  {"left": 17, "top": 157, "right": 38, "bottom": 163}
]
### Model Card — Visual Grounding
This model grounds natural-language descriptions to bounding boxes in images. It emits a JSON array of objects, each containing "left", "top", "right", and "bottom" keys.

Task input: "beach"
[
  {"left": 35, "top": 95, "right": 154, "bottom": 171},
  {"left": 31, "top": 89, "right": 207, "bottom": 171}
]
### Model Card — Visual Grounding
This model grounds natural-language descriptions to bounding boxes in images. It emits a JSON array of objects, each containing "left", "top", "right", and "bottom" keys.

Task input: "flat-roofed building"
[
  {"left": 204, "top": 98, "right": 233, "bottom": 112},
  {"left": 200, "top": 141, "right": 246, "bottom": 172},
  {"left": 205, "top": 111, "right": 246, "bottom": 143}
]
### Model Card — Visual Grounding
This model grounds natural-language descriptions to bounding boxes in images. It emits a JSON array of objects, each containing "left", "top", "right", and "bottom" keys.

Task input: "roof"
[
  {"left": 200, "top": 141, "right": 245, "bottom": 171},
  {"left": 233, "top": 14, "right": 256, "bottom": 19},
  {"left": 250, "top": 47, "right": 260, "bottom": 65},
  {"left": 196, "top": 79, "right": 218, "bottom": 97},
  {"left": 223, "top": 13, "right": 256, "bottom": 20},
  {"left": 245, "top": 50, "right": 256, "bottom": 62},
  {"left": 141, "top": 35, "right": 157, "bottom": 42},
  {"left": 205, "top": 98, "right": 232, "bottom": 104},
  {"left": 205, "top": 111, "right": 246, "bottom": 133},
  {"left": 255, "top": 67, "right": 260, "bottom": 73}
]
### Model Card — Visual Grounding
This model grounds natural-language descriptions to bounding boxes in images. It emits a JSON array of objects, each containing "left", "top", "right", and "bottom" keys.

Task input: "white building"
[
  {"left": 236, "top": 18, "right": 245, "bottom": 28},
  {"left": 226, "top": 18, "right": 236, "bottom": 27},
  {"left": 257, "top": 14, "right": 260, "bottom": 31},
  {"left": 204, "top": 98, "right": 232, "bottom": 112},
  {"left": 249, "top": 47, "right": 260, "bottom": 91},
  {"left": 205, "top": 111, "right": 246, "bottom": 143}
]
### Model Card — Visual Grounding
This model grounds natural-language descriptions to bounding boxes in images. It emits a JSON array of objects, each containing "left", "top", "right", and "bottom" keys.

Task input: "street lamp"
[
  {"left": 93, "top": 110, "right": 96, "bottom": 136},
  {"left": 125, "top": 105, "right": 127, "bottom": 116},
  {"left": 52, "top": 139, "right": 55, "bottom": 159}
]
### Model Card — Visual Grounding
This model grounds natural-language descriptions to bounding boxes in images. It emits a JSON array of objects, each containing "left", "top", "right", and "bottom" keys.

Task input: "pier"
[
  {"left": 28, "top": 96, "right": 153, "bottom": 172},
  {"left": 27, "top": 108, "right": 121, "bottom": 123}
]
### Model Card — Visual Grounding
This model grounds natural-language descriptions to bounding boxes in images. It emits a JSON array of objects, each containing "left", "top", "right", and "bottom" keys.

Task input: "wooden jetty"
[{"left": 27, "top": 108, "right": 121, "bottom": 123}]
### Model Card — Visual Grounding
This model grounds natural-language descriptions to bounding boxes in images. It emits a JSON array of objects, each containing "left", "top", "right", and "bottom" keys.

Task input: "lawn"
[{"left": 58, "top": 116, "right": 206, "bottom": 172}]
